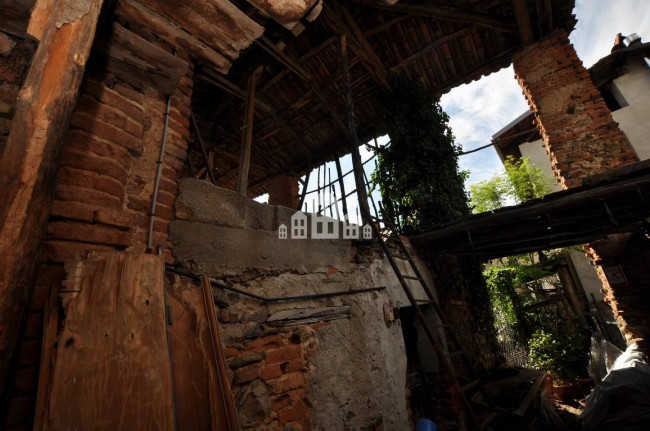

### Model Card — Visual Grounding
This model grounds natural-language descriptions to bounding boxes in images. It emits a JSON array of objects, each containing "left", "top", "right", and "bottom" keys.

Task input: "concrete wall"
[
  {"left": 567, "top": 248, "right": 605, "bottom": 302},
  {"left": 170, "top": 179, "right": 438, "bottom": 430},
  {"left": 611, "top": 57, "right": 650, "bottom": 161}
]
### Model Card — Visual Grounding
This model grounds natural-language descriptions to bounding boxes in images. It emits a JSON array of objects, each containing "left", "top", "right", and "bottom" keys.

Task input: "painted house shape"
[
  {"left": 311, "top": 214, "right": 339, "bottom": 239},
  {"left": 278, "top": 224, "right": 288, "bottom": 239},
  {"left": 362, "top": 224, "right": 372, "bottom": 239},
  {"left": 291, "top": 212, "right": 307, "bottom": 238},
  {"left": 342, "top": 219, "right": 359, "bottom": 239}
]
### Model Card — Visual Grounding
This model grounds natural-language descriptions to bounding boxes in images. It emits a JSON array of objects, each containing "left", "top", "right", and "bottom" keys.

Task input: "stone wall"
[
  {"left": 513, "top": 29, "right": 637, "bottom": 189},
  {"left": 169, "top": 179, "right": 441, "bottom": 430},
  {"left": 4, "top": 39, "right": 193, "bottom": 430}
]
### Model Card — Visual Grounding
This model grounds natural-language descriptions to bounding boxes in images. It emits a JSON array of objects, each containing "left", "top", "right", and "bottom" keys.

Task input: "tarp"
[{"left": 582, "top": 343, "right": 650, "bottom": 430}]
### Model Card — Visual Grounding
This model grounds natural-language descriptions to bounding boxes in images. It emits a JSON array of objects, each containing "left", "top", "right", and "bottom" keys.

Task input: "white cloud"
[{"left": 443, "top": 0, "right": 650, "bottom": 188}]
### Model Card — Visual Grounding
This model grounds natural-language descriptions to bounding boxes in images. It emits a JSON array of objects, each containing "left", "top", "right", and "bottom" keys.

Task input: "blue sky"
[
  {"left": 263, "top": 1, "right": 650, "bottom": 219},
  {"left": 442, "top": 0, "right": 650, "bottom": 186}
]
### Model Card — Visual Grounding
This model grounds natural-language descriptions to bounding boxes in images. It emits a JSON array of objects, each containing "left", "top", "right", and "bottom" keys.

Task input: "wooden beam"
[
  {"left": 512, "top": 0, "right": 535, "bottom": 46},
  {"left": 237, "top": 70, "right": 259, "bottom": 194},
  {"left": 190, "top": 114, "right": 218, "bottom": 184},
  {"left": 138, "top": 0, "right": 263, "bottom": 60},
  {"left": 0, "top": 0, "right": 104, "bottom": 390},
  {"left": 335, "top": 158, "right": 349, "bottom": 218},
  {"left": 246, "top": 0, "right": 322, "bottom": 30},
  {"left": 354, "top": 0, "right": 517, "bottom": 32},
  {"left": 340, "top": 35, "right": 371, "bottom": 224},
  {"left": 114, "top": 0, "right": 231, "bottom": 74},
  {"left": 326, "top": 4, "right": 393, "bottom": 94},
  {"left": 199, "top": 68, "right": 272, "bottom": 112},
  {"left": 93, "top": 23, "right": 188, "bottom": 95},
  {"left": 26, "top": 0, "right": 55, "bottom": 41}
]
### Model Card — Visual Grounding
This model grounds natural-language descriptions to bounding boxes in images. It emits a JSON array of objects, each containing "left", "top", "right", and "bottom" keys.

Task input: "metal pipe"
[
  {"left": 147, "top": 94, "right": 172, "bottom": 252},
  {"left": 166, "top": 266, "right": 386, "bottom": 303}
]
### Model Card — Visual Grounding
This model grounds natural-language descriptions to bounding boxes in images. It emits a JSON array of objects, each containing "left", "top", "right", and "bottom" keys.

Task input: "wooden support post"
[
  {"left": 0, "top": 0, "right": 104, "bottom": 390},
  {"left": 340, "top": 35, "right": 371, "bottom": 224},
  {"left": 190, "top": 114, "right": 218, "bottom": 184},
  {"left": 557, "top": 262, "right": 589, "bottom": 327},
  {"left": 512, "top": 0, "right": 535, "bottom": 46},
  {"left": 237, "top": 70, "right": 259, "bottom": 195},
  {"left": 335, "top": 158, "right": 349, "bottom": 218},
  {"left": 298, "top": 171, "right": 310, "bottom": 211}
]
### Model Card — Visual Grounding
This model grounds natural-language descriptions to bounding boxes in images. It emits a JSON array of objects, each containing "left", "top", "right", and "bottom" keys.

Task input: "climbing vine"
[{"left": 371, "top": 76, "right": 469, "bottom": 233}]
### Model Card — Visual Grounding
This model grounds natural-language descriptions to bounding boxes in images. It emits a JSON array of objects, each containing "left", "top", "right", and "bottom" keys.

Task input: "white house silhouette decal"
[{"left": 280, "top": 211, "right": 372, "bottom": 240}]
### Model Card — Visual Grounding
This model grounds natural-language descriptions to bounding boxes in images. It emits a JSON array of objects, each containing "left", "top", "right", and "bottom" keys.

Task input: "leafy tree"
[
  {"left": 469, "top": 156, "right": 552, "bottom": 214},
  {"left": 371, "top": 77, "right": 469, "bottom": 232}
]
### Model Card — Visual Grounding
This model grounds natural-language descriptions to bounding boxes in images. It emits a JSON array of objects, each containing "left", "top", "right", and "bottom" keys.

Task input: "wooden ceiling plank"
[
  {"left": 137, "top": 0, "right": 263, "bottom": 60},
  {"left": 94, "top": 23, "right": 188, "bottom": 95},
  {"left": 114, "top": 0, "right": 231, "bottom": 74},
  {"left": 354, "top": 0, "right": 517, "bottom": 32}
]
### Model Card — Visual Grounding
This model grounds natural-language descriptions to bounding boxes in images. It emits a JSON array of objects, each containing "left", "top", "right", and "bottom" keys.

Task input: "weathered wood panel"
[
  {"left": 42, "top": 252, "right": 174, "bottom": 430},
  {"left": 138, "top": 0, "right": 263, "bottom": 60},
  {"left": 167, "top": 276, "right": 239, "bottom": 431},
  {"left": 114, "top": 0, "right": 231, "bottom": 74},
  {"left": 93, "top": 23, "right": 188, "bottom": 95},
  {"left": 0, "top": 0, "right": 104, "bottom": 392}
]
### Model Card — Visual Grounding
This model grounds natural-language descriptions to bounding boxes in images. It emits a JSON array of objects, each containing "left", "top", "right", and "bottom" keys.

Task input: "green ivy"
[{"left": 371, "top": 76, "right": 470, "bottom": 232}]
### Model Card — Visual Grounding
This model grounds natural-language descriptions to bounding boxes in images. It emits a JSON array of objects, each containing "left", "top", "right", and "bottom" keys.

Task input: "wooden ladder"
[{"left": 367, "top": 212, "right": 498, "bottom": 429}]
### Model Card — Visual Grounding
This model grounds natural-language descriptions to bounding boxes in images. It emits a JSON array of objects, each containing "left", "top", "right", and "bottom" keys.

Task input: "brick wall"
[
  {"left": 221, "top": 311, "right": 319, "bottom": 430},
  {"left": 513, "top": 29, "right": 637, "bottom": 189},
  {"left": 4, "top": 44, "right": 193, "bottom": 429},
  {"left": 586, "top": 234, "right": 650, "bottom": 355}
]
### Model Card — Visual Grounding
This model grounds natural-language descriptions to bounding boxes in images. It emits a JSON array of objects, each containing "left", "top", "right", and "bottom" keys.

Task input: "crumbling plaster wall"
[{"left": 170, "top": 179, "right": 430, "bottom": 430}]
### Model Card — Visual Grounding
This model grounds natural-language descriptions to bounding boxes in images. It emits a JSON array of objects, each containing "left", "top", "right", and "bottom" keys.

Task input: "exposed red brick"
[
  {"left": 75, "top": 94, "right": 144, "bottom": 137},
  {"left": 60, "top": 148, "right": 129, "bottom": 184},
  {"left": 41, "top": 240, "right": 119, "bottom": 263},
  {"left": 282, "top": 358, "right": 305, "bottom": 374},
  {"left": 233, "top": 363, "right": 261, "bottom": 384},
  {"left": 242, "top": 334, "right": 284, "bottom": 353},
  {"left": 278, "top": 400, "right": 309, "bottom": 425},
  {"left": 267, "top": 175, "right": 299, "bottom": 208},
  {"left": 70, "top": 111, "right": 144, "bottom": 155},
  {"left": 82, "top": 79, "right": 145, "bottom": 124},
  {"left": 46, "top": 221, "right": 132, "bottom": 247},
  {"left": 268, "top": 372, "right": 305, "bottom": 394},
  {"left": 23, "top": 312, "right": 43, "bottom": 338},
  {"left": 57, "top": 167, "right": 125, "bottom": 200},
  {"left": 12, "top": 366, "right": 37, "bottom": 394},
  {"left": 271, "top": 387, "right": 307, "bottom": 411},
  {"left": 224, "top": 346, "right": 240, "bottom": 358},
  {"left": 50, "top": 200, "right": 95, "bottom": 223},
  {"left": 261, "top": 363, "right": 283, "bottom": 381},
  {"left": 266, "top": 345, "right": 302, "bottom": 364},
  {"left": 513, "top": 29, "right": 636, "bottom": 188},
  {"left": 55, "top": 185, "right": 123, "bottom": 211},
  {"left": 18, "top": 340, "right": 40, "bottom": 366},
  {"left": 93, "top": 208, "right": 134, "bottom": 229}
]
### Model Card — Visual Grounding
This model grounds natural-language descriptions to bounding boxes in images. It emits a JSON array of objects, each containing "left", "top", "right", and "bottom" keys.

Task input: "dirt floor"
[{"left": 555, "top": 401, "right": 583, "bottom": 430}]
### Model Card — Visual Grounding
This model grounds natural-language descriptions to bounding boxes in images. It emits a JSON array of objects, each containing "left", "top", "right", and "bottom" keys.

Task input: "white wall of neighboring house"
[
  {"left": 567, "top": 248, "right": 606, "bottom": 301},
  {"left": 611, "top": 57, "right": 650, "bottom": 160},
  {"left": 519, "top": 139, "right": 563, "bottom": 192}
]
